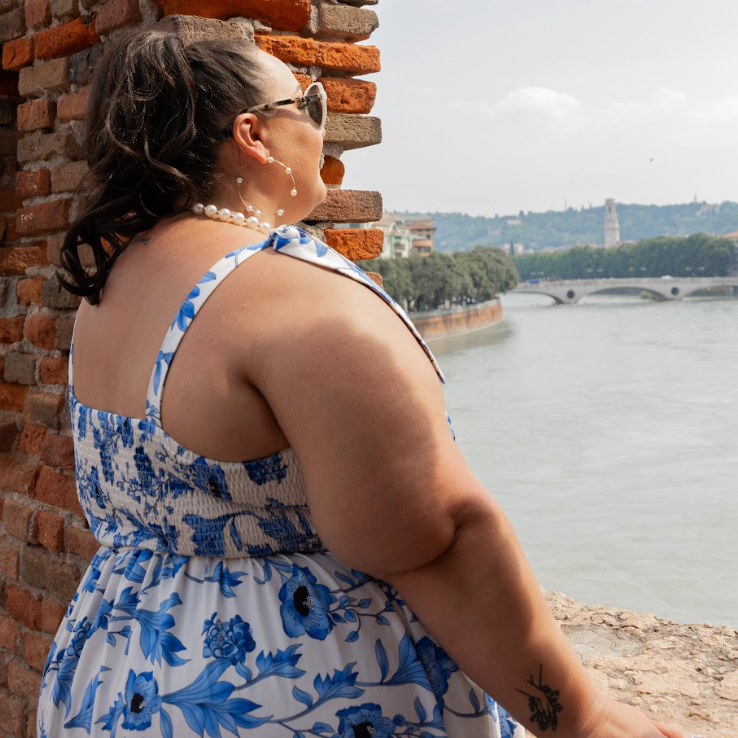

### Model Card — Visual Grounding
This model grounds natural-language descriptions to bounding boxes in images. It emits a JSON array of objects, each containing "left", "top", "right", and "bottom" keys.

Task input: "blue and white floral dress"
[{"left": 37, "top": 225, "right": 524, "bottom": 738}]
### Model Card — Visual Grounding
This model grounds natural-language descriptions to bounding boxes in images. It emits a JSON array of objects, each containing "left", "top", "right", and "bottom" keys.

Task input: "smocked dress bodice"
[{"left": 68, "top": 225, "right": 452, "bottom": 558}]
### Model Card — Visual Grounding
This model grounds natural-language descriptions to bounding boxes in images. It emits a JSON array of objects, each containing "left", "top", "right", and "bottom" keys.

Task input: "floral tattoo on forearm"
[{"left": 516, "top": 665, "right": 564, "bottom": 731}]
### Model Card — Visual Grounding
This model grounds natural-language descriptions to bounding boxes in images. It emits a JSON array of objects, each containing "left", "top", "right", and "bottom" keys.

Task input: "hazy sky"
[{"left": 341, "top": 0, "right": 738, "bottom": 217}]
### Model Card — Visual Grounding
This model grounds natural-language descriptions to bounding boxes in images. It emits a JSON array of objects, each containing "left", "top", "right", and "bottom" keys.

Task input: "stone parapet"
[{"left": 544, "top": 591, "right": 738, "bottom": 738}]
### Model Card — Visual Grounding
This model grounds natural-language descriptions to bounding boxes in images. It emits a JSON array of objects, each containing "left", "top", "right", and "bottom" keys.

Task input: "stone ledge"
[
  {"left": 324, "top": 112, "right": 381, "bottom": 149},
  {"left": 545, "top": 591, "right": 738, "bottom": 737}
]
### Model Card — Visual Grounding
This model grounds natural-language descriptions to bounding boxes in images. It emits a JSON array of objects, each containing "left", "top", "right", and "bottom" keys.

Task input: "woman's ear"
[{"left": 233, "top": 112, "right": 270, "bottom": 164}]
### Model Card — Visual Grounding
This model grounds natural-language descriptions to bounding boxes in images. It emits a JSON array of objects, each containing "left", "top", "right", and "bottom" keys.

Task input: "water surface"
[{"left": 431, "top": 293, "right": 738, "bottom": 628}]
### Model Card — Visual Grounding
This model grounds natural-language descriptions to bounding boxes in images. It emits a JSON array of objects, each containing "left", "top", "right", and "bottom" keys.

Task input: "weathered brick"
[
  {"left": 95, "top": 0, "right": 140, "bottom": 35},
  {"left": 324, "top": 112, "right": 381, "bottom": 150},
  {"left": 0, "top": 418, "right": 19, "bottom": 451},
  {"left": 319, "top": 39, "right": 380, "bottom": 74},
  {"left": 18, "top": 423, "right": 46, "bottom": 456},
  {"left": 155, "top": 12, "right": 247, "bottom": 45},
  {"left": 256, "top": 33, "right": 381, "bottom": 75},
  {"left": 0, "top": 692, "right": 25, "bottom": 737},
  {"left": 33, "top": 466, "right": 81, "bottom": 515},
  {"left": 0, "top": 68, "right": 20, "bottom": 95},
  {"left": 16, "top": 276, "right": 44, "bottom": 305},
  {"left": 255, "top": 33, "right": 318, "bottom": 66},
  {"left": 6, "top": 583, "right": 41, "bottom": 629},
  {"left": 0, "top": 185, "right": 23, "bottom": 209},
  {"left": 318, "top": 4, "right": 378, "bottom": 41},
  {"left": 0, "top": 316, "right": 25, "bottom": 343},
  {"left": 8, "top": 661, "right": 41, "bottom": 705},
  {"left": 24, "top": 0, "right": 50, "bottom": 30},
  {"left": 320, "top": 155, "right": 344, "bottom": 186},
  {"left": 34, "top": 14, "right": 100, "bottom": 60},
  {"left": 0, "top": 380, "right": 28, "bottom": 412},
  {"left": 68, "top": 43, "right": 101, "bottom": 86},
  {"left": 0, "top": 7, "right": 25, "bottom": 42},
  {"left": 0, "top": 456, "right": 38, "bottom": 493},
  {"left": 0, "top": 536, "right": 20, "bottom": 578},
  {"left": 325, "top": 228, "right": 383, "bottom": 261},
  {"left": 39, "top": 597, "right": 65, "bottom": 633},
  {"left": 308, "top": 189, "right": 382, "bottom": 223},
  {"left": 40, "top": 275, "right": 78, "bottom": 308},
  {"left": 65, "top": 525, "right": 98, "bottom": 562},
  {"left": 17, "top": 129, "right": 80, "bottom": 162},
  {"left": 41, "top": 432, "right": 73, "bottom": 468},
  {"left": 319, "top": 76, "right": 376, "bottom": 114},
  {"left": 4, "top": 351, "right": 36, "bottom": 385},
  {"left": 50, "top": 0, "right": 79, "bottom": 20},
  {"left": 2, "top": 499, "right": 34, "bottom": 542},
  {"left": 54, "top": 315, "right": 74, "bottom": 351},
  {"left": 32, "top": 508, "right": 64, "bottom": 551},
  {"left": 0, "top": 614, "right": 21, "bottom": 654},
  {"left": 155, "top": 0, "right": 311, "bottom": 32},
  {"left": 18, "top": 57, "right": 69, "bottom": 97},
  {"left": 38, "top": 356, "right": 68, "bottom": 385},
  {"left": 16, "top": 168, "right": 51, "bottom": 199},
  {"left": 17, "top": 198, "right": 71, "bottom": 235},
  {"left": 25, "top": 387, "right": 63, "bottom": 423},
  {"left": 0, "top": 246, "right": 43, "bottom": 275},
  {"left": 56, "top": 86, "right": 89, "bottom": 122},
  {"left": 16, "top": 97, "right": 56, "bottom": 131},
  {"left": 2, "top": 35, "right": 34, "bottom": 71},
  {"left": 23, "top": 631, "right": 53, "bottom": 672},
  {"left": 50, "top": 159, "right": 89, "bottom": 193},
  {"left": 20, "top": 544, "right": 80, "bottom": 601}
]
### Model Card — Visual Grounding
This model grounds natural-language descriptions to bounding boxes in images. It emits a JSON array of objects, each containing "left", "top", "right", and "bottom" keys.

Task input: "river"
[{"left": 428, "top": 292, "right": 738, "bottom": 628}]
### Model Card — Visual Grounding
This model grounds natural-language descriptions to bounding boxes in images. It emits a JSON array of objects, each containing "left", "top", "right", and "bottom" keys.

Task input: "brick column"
[{"left": 0, "top": 1, "right": 384, "bottom": 735}]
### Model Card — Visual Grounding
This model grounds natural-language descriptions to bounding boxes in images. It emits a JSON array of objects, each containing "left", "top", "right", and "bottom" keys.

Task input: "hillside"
[{"left": 394, "top": 201, "right": 738, "bottom": 253}]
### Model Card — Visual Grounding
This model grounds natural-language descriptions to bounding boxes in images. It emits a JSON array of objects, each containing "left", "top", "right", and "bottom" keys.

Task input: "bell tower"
[{"left": 604, "top": 198, "right": 621, "bottom": 248}]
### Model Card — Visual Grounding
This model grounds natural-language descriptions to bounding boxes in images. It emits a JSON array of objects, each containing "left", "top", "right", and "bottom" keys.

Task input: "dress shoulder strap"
[{"left": 145, "top": 237, "right": 273, "bottom": 428}]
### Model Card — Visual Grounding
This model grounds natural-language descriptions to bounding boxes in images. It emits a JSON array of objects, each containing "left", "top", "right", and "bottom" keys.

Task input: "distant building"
[
  {"left": 604, "top": 198, "right": 621, "bottom": 248},
  {"left": 336, "top": 213, "right": 436, "bottom": 259}
]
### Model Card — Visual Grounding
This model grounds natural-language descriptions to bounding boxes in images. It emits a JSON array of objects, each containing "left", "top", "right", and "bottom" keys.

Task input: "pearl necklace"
[{"left": 190, "top": 202, "right": 275, "bottom": 234}]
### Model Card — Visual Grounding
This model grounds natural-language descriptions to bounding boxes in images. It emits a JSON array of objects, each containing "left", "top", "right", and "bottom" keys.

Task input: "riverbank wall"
[
  {"left": 410, "top": 298, "right": 503, "bottom": 340},
  {"left": 537, "top": 591, "right": 738, "bottom": 737}
]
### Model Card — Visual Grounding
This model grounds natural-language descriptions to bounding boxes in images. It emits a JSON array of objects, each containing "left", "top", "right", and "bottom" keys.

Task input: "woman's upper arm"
[{"left": 244, "top": 256, "right": 490, "bottom": 578}]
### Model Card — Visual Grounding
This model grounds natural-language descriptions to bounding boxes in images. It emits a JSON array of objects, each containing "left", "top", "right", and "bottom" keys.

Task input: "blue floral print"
[
  {"left": 37, "top": 225, "right": 522, "bottom": 738},
  {"left": 336, "top": 703, "right": 396, "bottom": 738},
  {"left": 279, "top": 564, "right": 335, "bottom": 640},
  {"left": 121, "top": 670, "right": 162, "bottom": 730},
  {"left": 202, "top": 614, "right": 256, "bottom": 664}
]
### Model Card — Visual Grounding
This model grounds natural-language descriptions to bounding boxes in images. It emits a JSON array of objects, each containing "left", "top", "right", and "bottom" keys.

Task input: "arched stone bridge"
[{"left": 513, "top": 277, "right": 738, "bottom": 304}]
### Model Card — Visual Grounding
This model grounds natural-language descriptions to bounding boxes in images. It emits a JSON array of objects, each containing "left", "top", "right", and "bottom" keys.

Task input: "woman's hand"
[{"left": 575, "top": 694, "right": 692, "bottom": 738}]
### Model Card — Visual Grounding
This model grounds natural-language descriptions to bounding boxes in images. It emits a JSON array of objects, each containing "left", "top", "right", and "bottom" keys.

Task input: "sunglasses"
[{"left": 220, "top": 81, "right": 328, "bottom": 139}]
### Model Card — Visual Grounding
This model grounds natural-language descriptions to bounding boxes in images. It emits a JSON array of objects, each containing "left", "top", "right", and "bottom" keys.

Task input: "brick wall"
[{"left": 0, "top": 1, "right": 383, "bottom": 735}]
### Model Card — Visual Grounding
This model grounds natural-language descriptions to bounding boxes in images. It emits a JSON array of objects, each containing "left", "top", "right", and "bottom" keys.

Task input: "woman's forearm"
[{"left": 384, "top": 494, "right": 599, "bottom": 737}]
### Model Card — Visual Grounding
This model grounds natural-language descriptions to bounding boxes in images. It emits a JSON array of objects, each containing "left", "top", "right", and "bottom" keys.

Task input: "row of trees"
[
  {"left": 513, "top": 233, "right": 736, "bottom": 281},
  {"left": 358, "top": 247, "right": 519, "bottom": 312}
]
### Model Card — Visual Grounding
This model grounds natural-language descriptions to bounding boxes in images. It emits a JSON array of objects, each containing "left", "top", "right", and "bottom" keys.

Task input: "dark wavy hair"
[{"left": 57, "top": 26, "right": 270, "bottom": 305}]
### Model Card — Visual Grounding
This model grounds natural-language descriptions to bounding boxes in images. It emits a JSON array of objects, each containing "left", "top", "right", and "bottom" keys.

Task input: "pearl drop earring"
[
  {"left": 189, "top": 155, "right": 298, "bottom": 234},
  {"left": 239, "top": 155, "right": 297, "bottom": 221}
]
